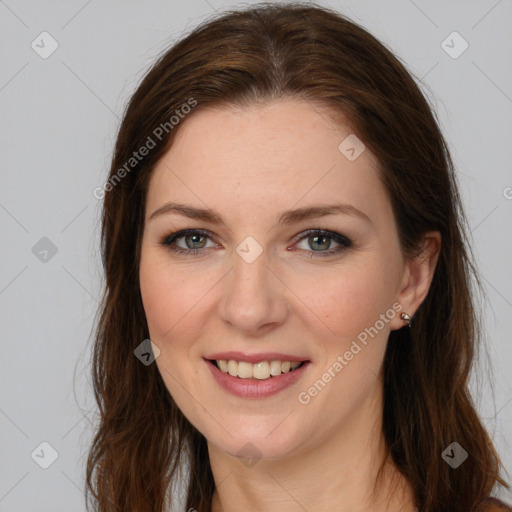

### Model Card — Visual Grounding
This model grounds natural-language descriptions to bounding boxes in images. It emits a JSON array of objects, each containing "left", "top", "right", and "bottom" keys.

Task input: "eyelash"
[{"left": 159, "top": 228, "right": 353, "bottom": 258}]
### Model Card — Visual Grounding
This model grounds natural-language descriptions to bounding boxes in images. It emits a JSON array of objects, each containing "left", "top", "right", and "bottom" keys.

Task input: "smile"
[
  {"left": 204, "top": 355, "right": 311, "bottom": 399},
  {"left": 215, "top": 359, "right": 304, "bottom": 380}
]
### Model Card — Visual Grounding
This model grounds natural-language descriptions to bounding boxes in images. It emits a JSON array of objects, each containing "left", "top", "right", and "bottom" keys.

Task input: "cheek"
[
  {"left": 294, "top": 256, "right": 400, "bottom": 395},
  {"left": 139, "top": 256, "right": 212, "bottom": 340},
  {"left": 295, "top": 260, "right": 398, "bottom": 342},
  {"left": 139, "top": 267, "right": 180, "bottom": 339},
  {"left": 293, "top": 266, "right": 395, "bottom": 416},
  {"left": 139, "top": 257, "right": 207, "bottom": 408}
]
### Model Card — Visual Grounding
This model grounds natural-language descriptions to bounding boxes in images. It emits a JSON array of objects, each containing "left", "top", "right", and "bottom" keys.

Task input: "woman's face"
[{"left": 139, "top": 99, "right": 410, "bottom": 460}]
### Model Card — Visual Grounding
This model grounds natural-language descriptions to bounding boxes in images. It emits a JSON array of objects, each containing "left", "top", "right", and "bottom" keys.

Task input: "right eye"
[{"left": 160, "top": 229, "right": 218, "bottom": 256}]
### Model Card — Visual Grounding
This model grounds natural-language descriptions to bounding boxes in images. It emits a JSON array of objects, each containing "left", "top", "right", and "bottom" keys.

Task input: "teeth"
[
  {"left": 237, "top": 361, "right": 253, "bottom": 379},
  {"left": 270, "top": 360, "right": 282, "bottom": 376},
  {"left": 227, "top": 360, "right": 238, "bottom": 377},
  {"left": 215, "top": 359, "right": 304, "bottom": 380}
]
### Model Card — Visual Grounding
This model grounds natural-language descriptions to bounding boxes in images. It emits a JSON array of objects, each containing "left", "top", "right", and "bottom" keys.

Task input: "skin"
[{"left": 139, "top": 99, "right": 440, "bottom": 512}]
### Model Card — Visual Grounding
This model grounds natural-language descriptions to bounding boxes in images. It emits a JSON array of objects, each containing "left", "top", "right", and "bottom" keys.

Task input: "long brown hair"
[{"left": 85, "top": 3, "right": 509, "bottom": 511}]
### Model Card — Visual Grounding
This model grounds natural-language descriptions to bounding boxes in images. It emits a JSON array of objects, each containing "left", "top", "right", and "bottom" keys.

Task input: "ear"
[{"left": 390, "top": 231, "right": 441, "bottom": 330}]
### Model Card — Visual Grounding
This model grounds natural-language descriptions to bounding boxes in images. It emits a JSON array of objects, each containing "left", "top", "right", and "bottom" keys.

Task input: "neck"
[{"left": 208, "top": 391, "right": 416, "bottom": 512}]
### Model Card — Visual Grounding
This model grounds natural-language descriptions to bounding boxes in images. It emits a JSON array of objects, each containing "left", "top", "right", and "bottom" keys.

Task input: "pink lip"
[
  {"left": 205, "top": 351, "right": 308, "bottom": 364},
  {"left": 204, "top": 358, "right": 311, "bottom": 399}
]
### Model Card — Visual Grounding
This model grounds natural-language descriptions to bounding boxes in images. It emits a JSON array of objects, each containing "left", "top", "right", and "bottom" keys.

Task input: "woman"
[{"left": 85, "top": 3, "right": 510, "bottom": 511}]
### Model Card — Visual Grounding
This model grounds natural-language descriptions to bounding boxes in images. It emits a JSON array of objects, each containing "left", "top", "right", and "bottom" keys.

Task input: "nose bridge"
[{"left": 219, "top": 244, "right": 288, "bottom": 333}]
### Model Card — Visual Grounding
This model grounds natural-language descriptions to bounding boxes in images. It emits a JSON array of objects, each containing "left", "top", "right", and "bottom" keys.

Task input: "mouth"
[
  {"left": 204, "top": 353, "right": 311, "bottom": 399},
  {"left": 208, "top": 359, "right": 307, "bottom": 380}
]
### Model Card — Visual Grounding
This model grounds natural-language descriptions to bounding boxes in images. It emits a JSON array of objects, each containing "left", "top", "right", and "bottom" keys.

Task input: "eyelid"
[{"left": 161, "top": 228, "right": 215, "bottom": 245}]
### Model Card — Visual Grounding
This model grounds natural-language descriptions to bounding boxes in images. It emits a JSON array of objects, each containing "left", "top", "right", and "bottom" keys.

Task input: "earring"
[{"left": 401, "top": 312, "right": 412, "bottom": 327}]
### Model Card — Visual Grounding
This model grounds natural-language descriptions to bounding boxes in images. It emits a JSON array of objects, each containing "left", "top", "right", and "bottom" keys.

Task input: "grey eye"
[{"left": 182, "top": 234, "right": 208, "bottom": 249}]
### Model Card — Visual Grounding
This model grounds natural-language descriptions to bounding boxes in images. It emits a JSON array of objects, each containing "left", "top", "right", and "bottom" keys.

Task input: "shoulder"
[{"left": 482, "top": 497, "right": 512, "bottom": 512}]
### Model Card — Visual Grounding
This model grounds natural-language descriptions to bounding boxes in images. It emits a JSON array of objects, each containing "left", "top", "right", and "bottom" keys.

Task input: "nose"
[{"left": 218, "top": 249, "right": 289, "bottom": 335}]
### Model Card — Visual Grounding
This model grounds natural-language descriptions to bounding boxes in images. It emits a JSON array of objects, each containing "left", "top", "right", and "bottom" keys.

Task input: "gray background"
[{"left": 1, "top": 0, "right": 511, "bottom": 510}]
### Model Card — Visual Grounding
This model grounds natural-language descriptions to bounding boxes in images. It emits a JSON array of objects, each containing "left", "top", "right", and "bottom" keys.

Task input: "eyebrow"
[{"left": 148, "top": 201, "right": 371, "bottom": 225}]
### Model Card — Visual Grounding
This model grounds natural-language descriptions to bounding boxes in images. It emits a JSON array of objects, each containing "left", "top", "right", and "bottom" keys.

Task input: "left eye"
[{"left": 294, "top": 230, "right": 352, "bottom": 257}]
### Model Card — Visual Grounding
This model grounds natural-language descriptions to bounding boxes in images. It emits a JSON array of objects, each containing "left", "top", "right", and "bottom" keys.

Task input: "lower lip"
[{"left": 205, "top": 359, "right": 311, "bottom": 399}]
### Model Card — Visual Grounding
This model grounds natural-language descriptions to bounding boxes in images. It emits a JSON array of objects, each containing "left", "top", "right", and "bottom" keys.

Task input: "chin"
[{"left": 207, "top": 425, "right": 304, "bottom": 463}]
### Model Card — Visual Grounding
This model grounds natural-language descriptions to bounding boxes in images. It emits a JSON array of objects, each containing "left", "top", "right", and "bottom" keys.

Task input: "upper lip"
[{"left": 205, "top": 351, "right": 309, "bottom": 363}]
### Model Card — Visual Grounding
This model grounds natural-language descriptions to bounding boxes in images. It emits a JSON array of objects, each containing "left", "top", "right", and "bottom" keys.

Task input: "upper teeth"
[{"left": 216, "top": 360, "right": 302, "bottom": 380}]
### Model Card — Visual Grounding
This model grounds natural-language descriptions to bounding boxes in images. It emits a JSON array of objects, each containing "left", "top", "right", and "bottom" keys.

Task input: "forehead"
[
  {"left": 159, "top": 99, "right": 368, "bottom": 173},
  {"left": 145, "top": 99, "right": 389, "bottom": 224}
]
